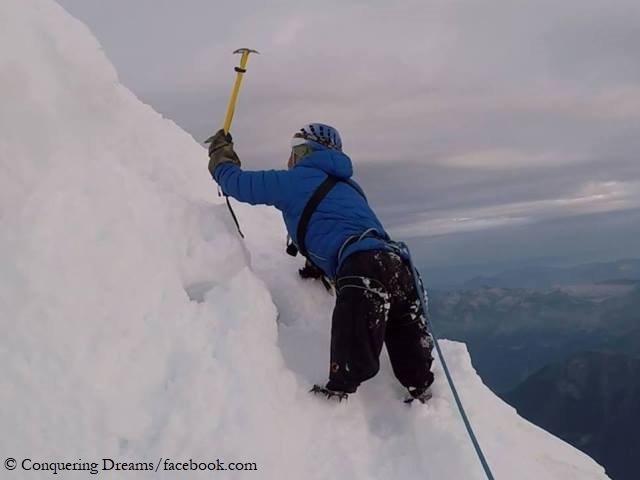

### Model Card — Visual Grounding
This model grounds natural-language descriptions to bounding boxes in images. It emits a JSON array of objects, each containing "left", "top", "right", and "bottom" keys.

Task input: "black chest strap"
[{"left": 288, "top": 176, "right": 366, "bottom": 259}]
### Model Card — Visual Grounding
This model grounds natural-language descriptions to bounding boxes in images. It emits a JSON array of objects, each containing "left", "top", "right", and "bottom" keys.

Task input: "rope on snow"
[{"left": 393, "top": 241, "right": 496, "bottom": 480}]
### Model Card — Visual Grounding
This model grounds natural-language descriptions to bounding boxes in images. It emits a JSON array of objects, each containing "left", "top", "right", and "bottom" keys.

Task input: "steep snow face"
[
  {"left": 1, "top": 0, "right": 290, "bottom": 470},
  {"left": 0, "top": 1, "right": 610, "bottom": 479}
]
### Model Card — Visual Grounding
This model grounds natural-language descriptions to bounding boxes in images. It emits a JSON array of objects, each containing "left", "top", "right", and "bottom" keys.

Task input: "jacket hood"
[{"left": 296, "top": 148, "right": 353, "bottom": 179}]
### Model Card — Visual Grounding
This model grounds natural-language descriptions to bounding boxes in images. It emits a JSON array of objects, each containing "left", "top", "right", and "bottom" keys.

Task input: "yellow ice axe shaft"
[{"left": 222, "top": 48, "right": 259, "bottom": 133}]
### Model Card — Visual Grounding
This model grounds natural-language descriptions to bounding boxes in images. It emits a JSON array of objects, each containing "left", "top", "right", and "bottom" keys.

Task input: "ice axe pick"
[{"left": 222, "top": 48, "right": 259, "bottom": 133}]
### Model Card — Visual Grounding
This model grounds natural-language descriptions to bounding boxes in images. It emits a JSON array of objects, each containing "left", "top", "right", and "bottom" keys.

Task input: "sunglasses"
[{"left": 288, "top": 136, "right": 312, "bottom": 168}]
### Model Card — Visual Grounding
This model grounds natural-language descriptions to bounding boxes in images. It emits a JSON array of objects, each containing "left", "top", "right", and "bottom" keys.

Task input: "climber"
[{"left": 206, "top": 123, "right": 434, "bottom": 403}]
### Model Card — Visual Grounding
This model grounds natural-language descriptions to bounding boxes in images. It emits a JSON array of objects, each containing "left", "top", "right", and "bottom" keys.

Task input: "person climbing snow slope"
[{"left": 207, "top": 123, "right": 434, "bottom": 402}]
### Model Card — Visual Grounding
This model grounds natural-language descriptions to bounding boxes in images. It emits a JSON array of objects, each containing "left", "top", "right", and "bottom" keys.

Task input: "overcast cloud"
[{"left": 56, "top": 0, "right": 640, "bottom": 270}]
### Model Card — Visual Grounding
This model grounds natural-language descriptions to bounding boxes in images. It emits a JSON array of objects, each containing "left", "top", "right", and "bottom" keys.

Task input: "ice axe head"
[
  {"left": 233, "top": 48, "right": 259, "bottom": 55},
  {"left": 233, "top": 48, "right": 259, "bottom": 67}
]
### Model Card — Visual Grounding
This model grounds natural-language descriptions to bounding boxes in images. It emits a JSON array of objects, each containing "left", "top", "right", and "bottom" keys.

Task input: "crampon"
[
  {"left": 404, "top": 387, "right": 433, "bottom": 404},
  {"left": 310, "top": 384, "right": 349, "bottom": 402}
]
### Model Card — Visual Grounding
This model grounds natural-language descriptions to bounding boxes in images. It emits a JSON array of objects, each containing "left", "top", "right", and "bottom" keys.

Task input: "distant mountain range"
[
  {"left": 430, "top": 279, "right": 640, "bottom": 392},
  {"left": 504, "top": 351, "right": 640, "bottom": 480},
  {"left": 461, "top": 259, "right": 640, "bottom": 290}
]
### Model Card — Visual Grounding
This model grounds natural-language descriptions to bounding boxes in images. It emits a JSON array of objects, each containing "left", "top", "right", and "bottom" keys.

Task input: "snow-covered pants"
[{"left": 326, "top": 250, "right": 435, "bottom": 393}]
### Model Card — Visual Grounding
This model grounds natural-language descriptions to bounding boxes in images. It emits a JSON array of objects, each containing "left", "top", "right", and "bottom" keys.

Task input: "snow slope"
[{"left": 0, "top": 1, "right": 610, "bottom": 478}]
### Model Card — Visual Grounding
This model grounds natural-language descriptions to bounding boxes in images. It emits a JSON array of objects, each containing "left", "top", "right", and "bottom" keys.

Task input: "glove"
[
  {"left": 205, "top": 129, "right": 241, "bottom": 176},
  {"left": 299, "top": 260, "right": 324, "bottom": 280}
]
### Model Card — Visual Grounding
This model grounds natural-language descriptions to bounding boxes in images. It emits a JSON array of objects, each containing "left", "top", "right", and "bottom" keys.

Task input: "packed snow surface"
[{"left": 0, "top": 1, "right": 610, "bottom": 478}]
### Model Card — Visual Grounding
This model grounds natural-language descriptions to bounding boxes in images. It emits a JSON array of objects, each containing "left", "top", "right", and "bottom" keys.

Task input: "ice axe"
[
  {"left": 222, "top": 48, "right": 259, "bottom": 133},
  {"left": 215, "top": 48, "right": 258, "bottom": 239}
]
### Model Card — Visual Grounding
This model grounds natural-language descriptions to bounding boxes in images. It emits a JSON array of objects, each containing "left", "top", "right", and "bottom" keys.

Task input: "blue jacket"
[{"left": 213, "top": 146, "right": 390, "bottom": 279}]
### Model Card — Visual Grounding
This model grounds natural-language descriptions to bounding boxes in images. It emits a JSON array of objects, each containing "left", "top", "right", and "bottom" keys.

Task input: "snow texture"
[{"left": 0, "top": 1, "right": 610, "bottom": 478}]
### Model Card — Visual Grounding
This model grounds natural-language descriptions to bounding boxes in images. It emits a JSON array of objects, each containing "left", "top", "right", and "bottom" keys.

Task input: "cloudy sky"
[{"left": 57, "top": 0, "right": 640, "bottom": 275}]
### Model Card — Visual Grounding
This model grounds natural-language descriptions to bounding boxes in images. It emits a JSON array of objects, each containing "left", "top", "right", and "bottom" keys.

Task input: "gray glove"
[{"left": 205, "top": 129, "right": 241, "bottom": 176}]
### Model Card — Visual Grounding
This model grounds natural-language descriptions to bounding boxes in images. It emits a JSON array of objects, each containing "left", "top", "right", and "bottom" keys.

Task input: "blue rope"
[
  {"left": 392, "top": 242, "right": 495, "bottom": 480},
  {"left": 427, "top": 325, "right": 495, "bottom": 480}
]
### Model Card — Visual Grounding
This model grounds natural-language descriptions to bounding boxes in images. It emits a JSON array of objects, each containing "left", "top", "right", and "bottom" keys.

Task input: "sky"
[{"left": 56, "top": 0, "right": 640, "bottom": 276}]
